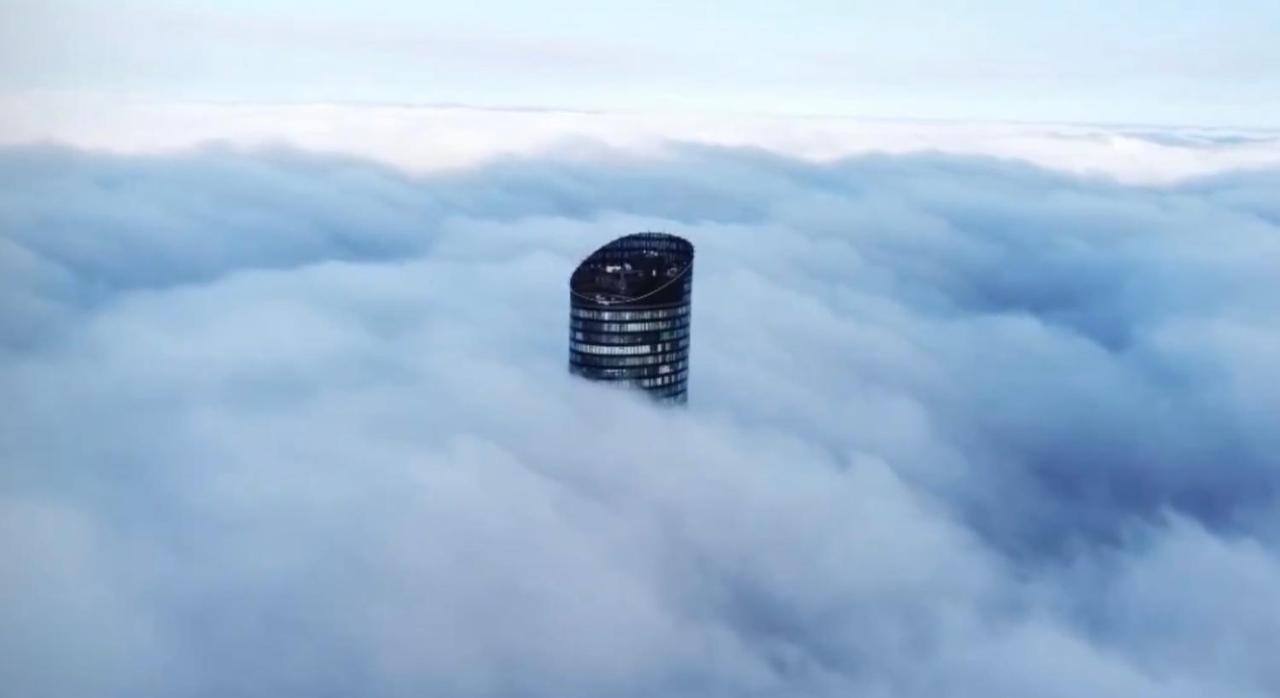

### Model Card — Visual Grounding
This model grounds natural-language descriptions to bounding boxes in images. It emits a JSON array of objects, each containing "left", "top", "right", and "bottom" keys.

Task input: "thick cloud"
[{"left": 1, "top": 143, "right": 1278, "bottom": 697}]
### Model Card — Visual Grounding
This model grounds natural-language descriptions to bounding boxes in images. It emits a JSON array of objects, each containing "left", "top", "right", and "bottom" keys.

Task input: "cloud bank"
[
  {"left": 4, "top": 94, "right": 1280, "bottom": 183},
  {"left": 2, "top": 142, "right": 1279, "bottom": 697}
]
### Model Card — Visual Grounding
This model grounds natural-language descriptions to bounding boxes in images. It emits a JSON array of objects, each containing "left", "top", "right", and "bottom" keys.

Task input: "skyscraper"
[{"left": 568, "top": 233, "right": 694, "bottom": 403}]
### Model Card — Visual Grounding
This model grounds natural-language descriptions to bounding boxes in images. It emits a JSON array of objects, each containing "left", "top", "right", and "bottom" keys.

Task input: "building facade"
[{"left": 569, "top": 233, "right": 694, "bottom": 404}]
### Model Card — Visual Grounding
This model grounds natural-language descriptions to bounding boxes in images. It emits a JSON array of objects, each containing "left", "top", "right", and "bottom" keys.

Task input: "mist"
[{"left": 2, "top": 142, "right": 1278, "bottom": 697}]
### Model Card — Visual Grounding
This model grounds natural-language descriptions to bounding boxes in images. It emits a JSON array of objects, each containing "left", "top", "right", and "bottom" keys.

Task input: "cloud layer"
[
  {"left": 2, "top": 143, "right": 1279, "bottom": 697},
  {"left": 5, "top": 95, "right": 1280, "bottom": 183}
]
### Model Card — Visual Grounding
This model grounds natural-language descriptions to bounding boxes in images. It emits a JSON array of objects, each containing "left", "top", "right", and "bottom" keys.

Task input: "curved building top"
[{"left": 569, "top": 232, "right": 694, "bottom": 308}]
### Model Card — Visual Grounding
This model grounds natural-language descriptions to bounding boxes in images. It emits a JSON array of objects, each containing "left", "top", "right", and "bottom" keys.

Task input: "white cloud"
[
  {"left": 3, "top": 94, "right": 1280, "bottom": 184},
  {"left": 1, "top": 142, "right": 1279, "bottom": 696}
]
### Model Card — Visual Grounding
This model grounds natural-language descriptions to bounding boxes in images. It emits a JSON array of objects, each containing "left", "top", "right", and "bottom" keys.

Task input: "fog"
[{"left": 2, "top": 143, "right": 1278, "bottom": 697}]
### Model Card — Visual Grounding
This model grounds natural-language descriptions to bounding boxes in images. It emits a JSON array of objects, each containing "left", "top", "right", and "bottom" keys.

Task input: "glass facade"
[{"left": 569, "top": 232, "right": 694, "bottom": 404}]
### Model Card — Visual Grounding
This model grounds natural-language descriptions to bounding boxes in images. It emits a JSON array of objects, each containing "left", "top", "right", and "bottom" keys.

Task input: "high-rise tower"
[{"left": 568, "top": 233, "right": 694, "bottom": 403}]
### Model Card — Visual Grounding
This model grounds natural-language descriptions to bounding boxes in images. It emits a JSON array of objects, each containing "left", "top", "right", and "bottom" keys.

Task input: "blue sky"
[{"left": 3, "top": 0, "right": 1279, "bottom": 126}]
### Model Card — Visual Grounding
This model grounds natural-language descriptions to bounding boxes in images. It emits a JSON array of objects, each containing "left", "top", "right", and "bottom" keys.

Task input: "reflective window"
[
  {"left": 569, "top": 338, "right": 689, "bottom": 355},
  {"left": 571, "top": 353, "right": 687, "bottom": 369},
  {"left": 570, "top": 305, "right": 689, "bottom": 322},
  {"left": 570, "top": 318, "right": 689, "bottom": 333},
  {"left": 570, "top": 328, "right": 689, "bottom": 345}
]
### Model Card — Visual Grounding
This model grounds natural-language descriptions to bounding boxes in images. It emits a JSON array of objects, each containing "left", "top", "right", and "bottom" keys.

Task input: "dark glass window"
[{"left": 569, "top": 233, "right": 694, "bottom": 404}]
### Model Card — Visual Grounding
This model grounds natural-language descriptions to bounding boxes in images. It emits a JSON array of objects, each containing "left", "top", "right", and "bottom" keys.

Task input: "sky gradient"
[{"left": 3, "top": 0, "right": 1279, "bottom": 126}]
